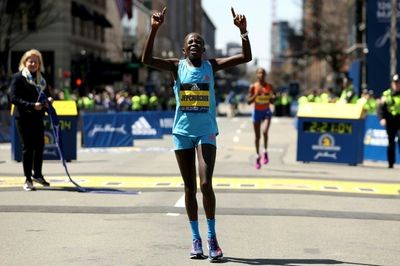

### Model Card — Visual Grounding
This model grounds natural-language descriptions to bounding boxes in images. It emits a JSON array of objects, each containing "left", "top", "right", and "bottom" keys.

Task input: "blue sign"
[
  {"left": 297, "top": 118, "right": 364, "bottom": 165},
  {"left": 367, "top": 0, "right": 400, "bottom": 96},
  {"left": 11, "top": 116, "right": 77, "bottom": 161},
  {"left": 82, "top": 112, "right": 163, "bottom": 147},
  {"left": 363, "top": 114, "right": 400, "bottom": 163}
]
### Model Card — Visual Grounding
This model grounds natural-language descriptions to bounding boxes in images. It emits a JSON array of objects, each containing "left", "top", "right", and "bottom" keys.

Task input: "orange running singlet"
[{"left": 250, "top": 83, "right": 273, "bottom": 111}]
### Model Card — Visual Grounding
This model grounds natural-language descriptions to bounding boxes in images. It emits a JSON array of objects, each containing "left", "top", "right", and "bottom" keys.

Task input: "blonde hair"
[{"left": 18, "top": 49, "right": 45, "bottom": 73}]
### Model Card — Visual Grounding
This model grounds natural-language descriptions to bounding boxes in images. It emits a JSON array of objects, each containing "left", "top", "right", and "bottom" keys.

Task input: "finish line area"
[{"left": 0, "top": 176, "right": 399, "bottom": 196}]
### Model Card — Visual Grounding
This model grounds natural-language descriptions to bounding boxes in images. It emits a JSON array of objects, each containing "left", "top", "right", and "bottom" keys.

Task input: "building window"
[
  {"left": 80, "top": 19, "right": 84, "bottom": 37},
  {"left": 72, "top": 16, "right": 76, "bottom": 35},
  {"left": 101, "top": 28, "right": 105, "bottom": 43}
]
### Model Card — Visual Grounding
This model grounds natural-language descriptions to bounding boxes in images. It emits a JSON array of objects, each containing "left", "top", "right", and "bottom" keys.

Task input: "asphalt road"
[{"left": 0, "top": 105, "right": 399, "bottom": 265}]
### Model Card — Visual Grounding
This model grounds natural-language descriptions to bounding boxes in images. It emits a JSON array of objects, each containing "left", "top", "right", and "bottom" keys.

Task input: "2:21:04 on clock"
[{"left": 303, "top": 121, "right": 353, "bottom": 134}]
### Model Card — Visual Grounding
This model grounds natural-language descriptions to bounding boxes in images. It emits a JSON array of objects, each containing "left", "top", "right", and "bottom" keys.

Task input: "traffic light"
[{"left": 75, "top": 78, "right": 82, "bottom": 87}]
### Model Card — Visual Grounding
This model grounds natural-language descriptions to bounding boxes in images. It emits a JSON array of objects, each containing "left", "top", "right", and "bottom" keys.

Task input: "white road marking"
[
  {"left": 174, "top": 194, "right": 185, "bottom": 208},
  {"left": 166, "top": 213, "right": 180, "bottom": 216}
]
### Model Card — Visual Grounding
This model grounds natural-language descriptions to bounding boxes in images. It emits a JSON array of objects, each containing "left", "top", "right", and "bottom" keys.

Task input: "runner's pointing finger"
[{"left": 231, "top": 7, "right": 236, "bottom": 18}]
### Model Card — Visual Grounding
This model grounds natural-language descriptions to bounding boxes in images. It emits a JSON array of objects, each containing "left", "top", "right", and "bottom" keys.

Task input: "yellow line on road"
[{"left": 0, "top": 176, "right": 399, "bottom": 195}]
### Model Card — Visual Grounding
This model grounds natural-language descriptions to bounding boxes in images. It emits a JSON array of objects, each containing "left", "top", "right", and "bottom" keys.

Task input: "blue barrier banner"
[
  {"left": 82, "top": 112, "right": 164, "bottom": 147},
  {"left": 363, "top": 114, "right": 400, "bottom": 163},
  {"left": 0, "top": 110, "right": 11, "bottom": 142},
  {"left": 155, "top": 111, "right": 175, "bottom": 135},
  {"left": 366, "top": 0, "right": 400, "bottom": 96},
  {"left": 0, "top": 126, "right": 9, "bottom": 142},
  {"left": 83, "top": 113, "right": 134, "bottom": 147}
]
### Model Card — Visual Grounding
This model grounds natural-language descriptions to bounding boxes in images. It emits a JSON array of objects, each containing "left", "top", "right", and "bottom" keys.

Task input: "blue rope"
[{"left": 38, "top": 92, "right": 86, "bottom": 192}]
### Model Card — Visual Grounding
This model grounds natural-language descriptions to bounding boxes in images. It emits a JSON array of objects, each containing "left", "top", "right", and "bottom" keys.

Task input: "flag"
[
  {"left": 126, "top": 0, "right": 133, "bottom": 19},
  {"left": 116, "top": 0, "right": 125, "bottom": 18},
  {"left": 116, "top": 0, "right": 133, "bottom": 19}
]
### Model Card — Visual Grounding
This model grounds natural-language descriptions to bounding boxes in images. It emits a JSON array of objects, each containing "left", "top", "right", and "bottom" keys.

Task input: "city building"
[
  {"left": 202, "top": 9, "right": 216, "bottom": 59},
  {"left": 1, "top": 0, "right": 218, "bottom": 97},
  {"left": 141, "top": 0, "right": 215, "bottom": 91},
  {"left": 301, "top": 0, "right": 350, "bottom": 94},
  {"left": 3, "top": 0, "right": 127, "bottom": 96},
  {"left": 271, "top": 21, "right": 290, "bottom": 69}
]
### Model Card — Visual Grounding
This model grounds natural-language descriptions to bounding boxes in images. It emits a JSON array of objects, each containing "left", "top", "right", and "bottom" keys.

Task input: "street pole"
[
  {"left": 362, "top": 0, "right": 367, "bottom": 90},
  {"left": 390, "top": 0, "right": 398, "bottom": 77}
]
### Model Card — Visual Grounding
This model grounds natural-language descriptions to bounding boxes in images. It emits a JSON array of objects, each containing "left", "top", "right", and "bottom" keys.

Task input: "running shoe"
[
  {"left": 255, "top": 157, "right": 261, "bottom": 169},
  {"left": 23, "top": 181, "right": 35, "bottom": 191},
  {"left": 207, "top": 236, "right": 223, "bottom": 261},
  {"left": 263, "top": 152, "right": 269, "bottom": 164},
  {"left": 190, "top": 238, "right": 205, "bottom": 259},
  {"left": 32, "top": 176, "right": 50, "bottom": 187}
]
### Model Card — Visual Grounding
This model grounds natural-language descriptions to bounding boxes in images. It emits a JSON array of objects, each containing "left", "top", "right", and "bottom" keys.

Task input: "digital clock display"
[{"left": 303, "top": 121, "right": 353, "bottom": 134}]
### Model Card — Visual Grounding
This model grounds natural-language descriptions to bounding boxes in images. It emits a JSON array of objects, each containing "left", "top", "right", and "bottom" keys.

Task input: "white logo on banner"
[
  {"left": 364, "top": 129, "right": 390, "bottom": 146},
  {"left": 88, "top": 124, "right": 127, "bottom": 137},
  {"left": 376, "top": 1, "right": 400, "bottom": 22},
  {"left": 374, "top": 1, "right": 400, "bottom": 47},
  {"left": 159, "top": 118, "right": 174, "bottom": 128},
  {"left": 312, "top": 134, "right": 341, "bottom": 160},
  {"left": 43, "top": 149, "right": 58, "bottom": 157},
  {"left": 131, "top": 116, "right": 157, "bottom": 135},
  {"left": 375, "top": 27, "right": 400, "bottom": 48}
]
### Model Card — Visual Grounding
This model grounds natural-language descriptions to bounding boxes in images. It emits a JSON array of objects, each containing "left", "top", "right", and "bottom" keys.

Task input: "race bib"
[
  {"left": 179, "top": 83, "right": 210, "bottom": 112},
  {"left": 255, "top": 95, "right": 270, "bottom": 104}
]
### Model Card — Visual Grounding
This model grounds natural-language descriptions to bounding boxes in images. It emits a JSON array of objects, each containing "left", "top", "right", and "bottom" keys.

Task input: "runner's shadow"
[{"left": 223, "top": 257, "right": 383, "bottom": 266}]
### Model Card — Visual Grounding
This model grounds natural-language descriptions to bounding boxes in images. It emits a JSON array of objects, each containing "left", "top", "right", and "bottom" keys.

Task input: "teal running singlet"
[{"left": 172, "top": 59, "right": 218, "bottom": 137}]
